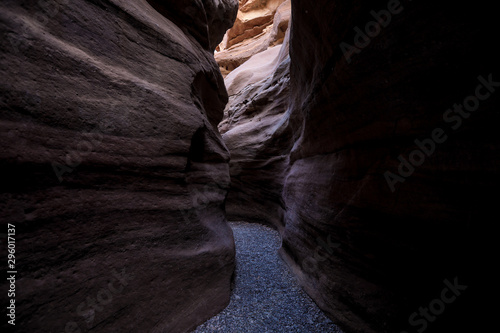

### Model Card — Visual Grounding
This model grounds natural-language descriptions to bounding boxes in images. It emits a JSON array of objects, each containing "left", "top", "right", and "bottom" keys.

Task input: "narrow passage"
[{"left": 194, "top": 222, "right": 344, "bottom": 333}]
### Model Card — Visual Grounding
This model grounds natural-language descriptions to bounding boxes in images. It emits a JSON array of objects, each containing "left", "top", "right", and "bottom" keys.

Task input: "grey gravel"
[{"left": 193, "top": 221, "right": 344, "bottom": 333}]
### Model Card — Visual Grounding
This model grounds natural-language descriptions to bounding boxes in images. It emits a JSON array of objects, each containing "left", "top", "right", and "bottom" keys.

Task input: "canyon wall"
[
  {"left": 220, "top": 30, "right": 292, "bottom": 230},
  {"left": 1, "top": 0, "right": 497, "bottom": 332},
  {"left": 216, "top": 0, "right": 290, "bottom": 76},
  {"left": 217, "top": 0, "right": 293, "bottom": 229},
  {"left": 0, "top": 0, "right": 237, "bottom": 332},
  {"left": 218, "top": 0, "right": 498, "bottom": 332},
  {"left": 280, "top": 0, "right": 498, "bottom": 332}
]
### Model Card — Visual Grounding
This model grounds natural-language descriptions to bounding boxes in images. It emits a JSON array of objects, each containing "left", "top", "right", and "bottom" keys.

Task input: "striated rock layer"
[
  {"left": 215, "top": 0, "right": 293, "bottom": 231},
  {"left": 0, "top": 0, "right": 237, "bottom": 332},
  {"left": 279, "top": 1, "right": 499, "bottom": 333},
  {"left": 220, "top": 29, "right": 293, "bottom": 231},
  {"left": 216, "top": 0, "right": 290, "bottom": 76}
]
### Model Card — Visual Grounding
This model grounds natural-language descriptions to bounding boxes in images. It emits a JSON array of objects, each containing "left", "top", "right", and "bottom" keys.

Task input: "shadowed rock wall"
[
  {"left": 280, "top": 0, "right": 499, "bottom": 332},
  {"left": 217, "top": 0, "right": 498, "bottom": 332},
  {"left": 0, "top": 0, "right": 237, "bottom": 332}
]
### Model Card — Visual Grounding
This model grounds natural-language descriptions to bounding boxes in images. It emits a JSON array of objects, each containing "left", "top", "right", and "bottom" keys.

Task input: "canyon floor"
[{"left": 193, "top": 222, "right": 343, "bottom": 333}]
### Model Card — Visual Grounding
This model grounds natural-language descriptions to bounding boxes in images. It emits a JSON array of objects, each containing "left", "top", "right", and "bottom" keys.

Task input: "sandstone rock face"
[
  {"left": 216, "top": 0, "right": 290, "bottom": 76},
  {"left": 146, "top": 0, "right": 238, "bottom": 51},
  {"left": 0, "top": 0, "right": 237, "bottom": 332},
  {"left": 279, "top": 1, "right": 498, "bottom": 333},
  {"left": 220, "top": 29, "right": 293, "bottom": 230},
  {"left": 213, "top": 0, "right": 293, "bottom": 230}
]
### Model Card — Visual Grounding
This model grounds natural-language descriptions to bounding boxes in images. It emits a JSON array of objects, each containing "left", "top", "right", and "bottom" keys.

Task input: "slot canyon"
[{"left": 0, "top": 0, "right": 497, "bottom": 332}]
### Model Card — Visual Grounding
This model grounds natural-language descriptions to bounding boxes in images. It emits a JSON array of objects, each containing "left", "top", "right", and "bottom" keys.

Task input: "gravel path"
[{"left": 193, "top": 221, "right": 344, "bottom": 333}]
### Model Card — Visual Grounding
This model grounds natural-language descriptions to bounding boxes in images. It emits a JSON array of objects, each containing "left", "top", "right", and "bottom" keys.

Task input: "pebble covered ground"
[{"left": 193, "top": 221, "right": 344, "bottom": 333}]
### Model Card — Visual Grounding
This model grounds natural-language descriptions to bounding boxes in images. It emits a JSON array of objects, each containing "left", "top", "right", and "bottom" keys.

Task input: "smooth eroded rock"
[
  {"left": 0, "top": 0, "right": 237, "bottom": 332},
  {"left": 280, "top": 1, "right": 499, "bottom": 332},
  {"left": 220, "top": 29, "right": 292, "bottom": 230},
  {"left": 146, "top": 0, "right": 238, "bottom": 51}
]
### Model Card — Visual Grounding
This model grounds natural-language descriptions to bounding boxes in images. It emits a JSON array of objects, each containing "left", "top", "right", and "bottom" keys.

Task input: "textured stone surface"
[
  {"left": 216, "top": 0, "right": 498, "bottom": 332},
  {"left": 279, "top": 1, "right": 499, "bottom": 333},
  {"left": 146, "top": 0, "right": 238, "bottom": 51},
  {"left": 0, "top": 0, "right": 237, "bottom": 332},
  {"left": 2, "top": 0, "right": 498, "bottom": 332},
  {"left": 214, "top": 0, "right": 292, "bottom": 230},
  {"left": 219, "top": 28, "right": 292, "bottom": 231},
  {"left": 216, "top": 0, "right": 290, "bottom": 76}
]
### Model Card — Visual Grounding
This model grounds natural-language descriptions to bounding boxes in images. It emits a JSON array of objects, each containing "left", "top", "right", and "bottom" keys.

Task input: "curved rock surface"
[
  {"left": 147, "top": 0, "right": 238, "bottom": 51},
  {"left": 280, "top": 1, "right": 498, "bottom": 333},
  {"left": 219, "top": 29, "right": 292, "bottom": 230},
  {"left": 214, "top": 0, "right": 293, "bottom": 230},
  {"left": 219, "top": 1, "right": 498, "bottom": 333},
  {"left": 216, "top": 0, "right": 290, "bottom": 76},
  {"left": 0, "top": 0, "right": 237, "bottom": 332},
  {"left": 2, "top": 0, "right": 498, "bottom": 332}
]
